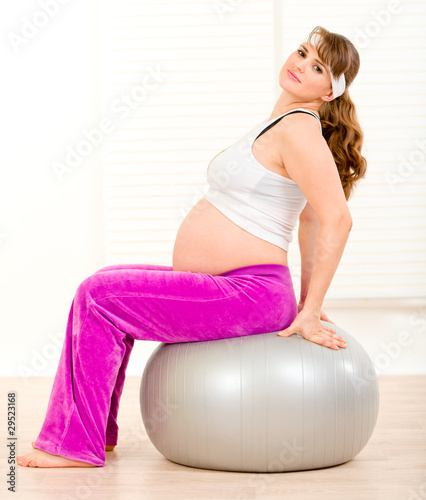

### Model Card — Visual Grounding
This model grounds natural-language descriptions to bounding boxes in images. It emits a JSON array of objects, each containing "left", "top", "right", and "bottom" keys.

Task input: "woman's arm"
[
  {"left": 298, "top": 202, "right": 320, "bottom": 305},
  {"left": 298, "top": 202, "right": 335, "bottom": 323},
  {"left": 276, "top": 113, "right": 352, "bottom": 349}
]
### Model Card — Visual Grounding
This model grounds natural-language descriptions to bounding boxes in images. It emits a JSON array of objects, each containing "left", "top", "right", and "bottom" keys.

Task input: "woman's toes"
[
  {"left": 17, "top": 449, "right": 97, "bottom": 468},
  {"left": 17, "top": 455, "right": 30, "bottom": 466}
]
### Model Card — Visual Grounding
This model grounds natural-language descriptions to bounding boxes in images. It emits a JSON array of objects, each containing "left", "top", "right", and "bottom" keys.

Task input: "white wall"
[
  {"left": 324, "top": 298, "right": 426, "bottom": 375},
  {"left": 1, "top": 1, "right": 425, "bottom": 382},
  {"left": 1, "top": 0, "right": 107, "bottom": 376}
]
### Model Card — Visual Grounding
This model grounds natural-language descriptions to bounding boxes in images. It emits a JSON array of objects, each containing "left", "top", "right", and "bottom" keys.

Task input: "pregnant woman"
[{"left": 18, "top": 25, "right": 366, "bottom": 468}]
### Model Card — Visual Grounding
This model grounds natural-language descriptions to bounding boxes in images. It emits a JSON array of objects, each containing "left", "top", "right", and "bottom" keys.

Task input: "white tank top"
[{"left": 203, "top": 108, "right": 322, "bottom": 251}]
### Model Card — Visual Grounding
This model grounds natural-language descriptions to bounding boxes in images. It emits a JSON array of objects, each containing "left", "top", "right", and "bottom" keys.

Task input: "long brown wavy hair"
[{"left": 307, "top": 26, "right": 367, "bottom": 200}]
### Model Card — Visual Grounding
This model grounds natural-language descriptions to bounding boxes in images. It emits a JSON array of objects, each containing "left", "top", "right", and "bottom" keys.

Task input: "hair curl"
[{"left": 307, "top": 26, "right": 367, "bottom": 200}]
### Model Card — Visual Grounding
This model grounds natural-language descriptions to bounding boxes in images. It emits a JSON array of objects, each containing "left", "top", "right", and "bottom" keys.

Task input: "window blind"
[
  {"left": 99, "top": 0, "right": 426, "bottom": 299},
  {"left": 98, "top": 0, "right": 276, "bottom": 259},
  {"left": 278, "top": 2, "right": 426, "bottom": 298}
]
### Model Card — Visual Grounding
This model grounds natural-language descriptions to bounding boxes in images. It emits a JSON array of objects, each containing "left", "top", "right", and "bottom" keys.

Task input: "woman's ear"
[{"left": 321, "top": 90, "right": 334, "bottom": 102}]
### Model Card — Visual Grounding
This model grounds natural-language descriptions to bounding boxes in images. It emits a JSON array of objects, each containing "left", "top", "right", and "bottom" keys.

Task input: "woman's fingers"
[
  {"left": 324, "top": 325, "right": 337, "bottom": 334},
  {"left": 278, "top": 323, "right": 347, "bottom": 350},
  {"left": 320, "top": 309, "right": 335, "bottom": 324},
  {"left": 318, "top": 330, "right": 347, "bottom": 349},
  {"left": 313, "top": 333, "right": 345, "bottom": 350},
  {"left": 322, "top": 314, "right": 335, "bottom": 324},
  {"left": 276, "top": 307, "right": 348, "bottom": 350},
  {"left": 333, "top": 334, "right": 347, "bottom": 348},
  {"left": 328, "top": 331, "right": 347, "bottom": 348},
  {"left": 277, "top": 328, "right": 293, "bottom": 338}
]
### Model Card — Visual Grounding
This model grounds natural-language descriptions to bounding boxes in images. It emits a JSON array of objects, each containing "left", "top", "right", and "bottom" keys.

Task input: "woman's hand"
[
  {"left": 277, "top": 307, "right": 347, "bottom": 350},
  {"left": 297, "top": 301, "right": 335, "bottom": 324}
]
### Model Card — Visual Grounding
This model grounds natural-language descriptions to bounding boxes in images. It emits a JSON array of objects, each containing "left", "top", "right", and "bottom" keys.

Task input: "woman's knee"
[
  {"left": 93, "top": 265, "right": 117, "bottom": 274},
  {"left": 75, "top": 272, "right": 106, "bottom": 303}
]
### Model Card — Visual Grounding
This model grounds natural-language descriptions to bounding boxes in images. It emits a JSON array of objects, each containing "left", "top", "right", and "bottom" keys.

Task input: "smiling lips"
[{"left": 288, "top": 70, "right": 301, "bottom": 83}]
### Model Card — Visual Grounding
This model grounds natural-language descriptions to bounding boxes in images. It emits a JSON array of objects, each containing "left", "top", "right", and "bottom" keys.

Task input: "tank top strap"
[{"left": 255, "top": 108, "right": 322, "bottom": 141}]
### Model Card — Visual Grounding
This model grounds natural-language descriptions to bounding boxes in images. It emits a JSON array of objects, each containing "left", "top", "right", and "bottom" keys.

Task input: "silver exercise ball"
[{"left": 140, "top": 322, "right": 379, "bottom": 472}]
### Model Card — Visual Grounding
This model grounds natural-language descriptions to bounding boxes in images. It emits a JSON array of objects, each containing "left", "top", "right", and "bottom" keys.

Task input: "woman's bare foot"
[
  {"left": 17, "top": 448, "right": 96, "bottom": 468},
  {"left": 31, "top": 441, "right": 115, "bottom": 452}
]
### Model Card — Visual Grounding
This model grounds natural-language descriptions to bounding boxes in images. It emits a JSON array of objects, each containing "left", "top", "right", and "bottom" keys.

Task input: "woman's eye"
[
  {"left": 297, "top": 49, "right": 305, "bottom": 57},
  {"left": 314, "top": 65, "right": 322, "bottom": 73}
]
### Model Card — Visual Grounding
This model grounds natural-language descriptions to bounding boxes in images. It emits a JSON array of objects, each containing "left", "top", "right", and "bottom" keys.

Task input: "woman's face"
[{"left": 279, "top": 43, "right": 333, "bottom": 102}]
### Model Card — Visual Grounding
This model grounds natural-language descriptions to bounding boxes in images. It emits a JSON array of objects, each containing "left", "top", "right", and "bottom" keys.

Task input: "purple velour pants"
[{"left": 34, "top": 263, "right": 298, "bottom": 466}]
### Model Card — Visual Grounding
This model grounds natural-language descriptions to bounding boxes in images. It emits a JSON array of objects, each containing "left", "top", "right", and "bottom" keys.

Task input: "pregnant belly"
[{"left": 172, "top": 198, "right": 288, "bottom": 275}]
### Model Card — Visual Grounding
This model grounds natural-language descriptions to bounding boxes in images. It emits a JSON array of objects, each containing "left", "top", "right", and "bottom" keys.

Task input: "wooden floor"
[{"left": 1, "top": 375, "right": 425, "bottom": 500}]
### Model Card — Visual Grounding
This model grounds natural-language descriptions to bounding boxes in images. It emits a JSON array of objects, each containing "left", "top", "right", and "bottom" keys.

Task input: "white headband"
[
  {"left": 330, "top": 72, "right": 346, "bottom": 99},
  {"left": 305, "top": 34, "right": 346, "bottom": 100}
]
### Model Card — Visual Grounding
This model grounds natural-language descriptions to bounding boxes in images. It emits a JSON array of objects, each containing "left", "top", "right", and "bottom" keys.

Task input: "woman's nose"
[{"left": 295, "top": 59, "right": 305, "bottom": 72}]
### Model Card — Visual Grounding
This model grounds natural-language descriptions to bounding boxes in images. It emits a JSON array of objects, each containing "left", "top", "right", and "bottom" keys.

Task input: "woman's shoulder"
[
  {"left": 273, "top": 109, "right": 323, "bottom": 143},
  {"left": 281, "top": 108, "right": 321, "bottom": 129},
  {"left": 275, "top": 111, "right": 328, "bottom": 164}
]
